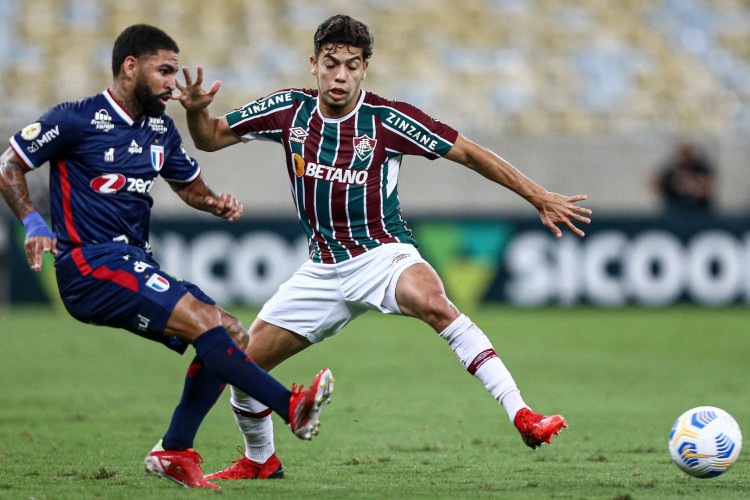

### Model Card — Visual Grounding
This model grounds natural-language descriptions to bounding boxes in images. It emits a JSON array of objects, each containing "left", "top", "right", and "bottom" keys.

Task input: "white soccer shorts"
[{"left": 258, "top": 243, "right": 427, "bottom": 343}]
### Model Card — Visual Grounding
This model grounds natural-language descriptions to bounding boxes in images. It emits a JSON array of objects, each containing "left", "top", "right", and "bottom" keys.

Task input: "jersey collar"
[
  {"left": 316, "top": 90, "right": 366, "bottom": 123},
  {"left": 103, "top": 89, "right": 136, "bottom": 126}
]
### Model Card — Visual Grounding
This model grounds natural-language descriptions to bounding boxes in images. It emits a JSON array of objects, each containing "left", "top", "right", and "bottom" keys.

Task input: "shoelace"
[
  {"left": 185, "top": 449, "right": 205, "bottom": 464},
  {"left": 230, "top": 445, "right": 245, "bottom": 465}
]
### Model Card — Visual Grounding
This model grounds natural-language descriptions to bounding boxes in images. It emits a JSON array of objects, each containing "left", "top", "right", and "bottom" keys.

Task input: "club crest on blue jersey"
[
  {"left": 353, "top": 135, "right": 376, "bottom": 161},
  {"left": 146, "top": 273, "right": 170, "bottom": 292},
  {"left": 150, "top": 145, "right": 165, "bottom": 171}
]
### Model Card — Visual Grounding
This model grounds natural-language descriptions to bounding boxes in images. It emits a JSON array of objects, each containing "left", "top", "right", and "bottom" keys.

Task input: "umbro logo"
[{"left": 289, "top": 127, "right": 308, "bottom": 144}]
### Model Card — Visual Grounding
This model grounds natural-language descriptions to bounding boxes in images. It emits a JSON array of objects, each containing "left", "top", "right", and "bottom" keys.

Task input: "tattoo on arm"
[
  {"left": 0, "top": 148, "right": 35, "bottom": 221},
  {"left": 170, "top": 177, "right": 214, "bottom": 212}
]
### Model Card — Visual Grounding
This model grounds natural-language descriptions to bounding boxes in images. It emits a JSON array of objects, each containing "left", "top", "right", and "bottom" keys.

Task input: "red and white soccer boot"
[
  {"left": 514, "top": 407, "right": 568, "bottom": 449},
  {"left": 205, "top": 447, "right": 284, "bottom": 480},
  {"left": 289, "top": 368, "right": 334, "bottom": 440},
  {"left": 144, "top": 440, "right": 220, "bottom": 489}
]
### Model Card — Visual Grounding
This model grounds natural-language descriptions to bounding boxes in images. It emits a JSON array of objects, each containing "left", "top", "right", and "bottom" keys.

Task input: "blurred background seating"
[{"left": 2, "top": 0, "right": 750, "bottom": 216}]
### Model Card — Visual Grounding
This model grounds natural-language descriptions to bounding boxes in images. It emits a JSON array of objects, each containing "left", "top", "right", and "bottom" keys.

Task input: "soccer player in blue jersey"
[
  {"left": 177, "top": 15, "right": 592, "bottom": 479},
  {"left": 0, "top": 24, "right": 334, "bottom": 490}
]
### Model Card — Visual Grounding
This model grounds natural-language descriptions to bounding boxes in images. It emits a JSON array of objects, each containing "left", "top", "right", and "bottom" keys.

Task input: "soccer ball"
[{"left": 668, "top": 406, "right": 742, "bottom": 478}]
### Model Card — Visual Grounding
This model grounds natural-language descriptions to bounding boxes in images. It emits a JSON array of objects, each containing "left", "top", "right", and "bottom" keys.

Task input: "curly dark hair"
[
  {"left": 314, "top": 15, "right": 374, "bottom": 60},
  {"left": 111, "top": 24, "right": 179, "bottom": 76}
]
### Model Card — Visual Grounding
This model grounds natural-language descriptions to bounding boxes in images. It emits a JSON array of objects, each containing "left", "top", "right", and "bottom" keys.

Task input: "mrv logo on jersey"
[
  {"left": 21, "top": 124, "right": 60, "bottom": 153},
  {"left": 90, "top": 173, "right": 155, "bottom": 195}
]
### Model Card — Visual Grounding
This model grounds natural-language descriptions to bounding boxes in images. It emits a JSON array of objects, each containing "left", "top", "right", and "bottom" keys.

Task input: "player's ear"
[
  {"left": 362, "top": 60, "right": 368, "bottom": 79},
  {"left": 310, "top": 55, "right": 317, "bottom": 76},
  {"left": 121, "top": 55, "right": 139, "bottom": 80}
]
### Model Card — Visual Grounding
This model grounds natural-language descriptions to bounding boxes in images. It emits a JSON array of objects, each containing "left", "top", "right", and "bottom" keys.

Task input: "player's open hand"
[
  {"left": 25, "top": 235, "right": 58, "bottom": 272},
  {"left": 174, "top": 65, "right": 221, "bottom": 111},
  {"left": 205, "top": 192, "right": 243, "bottom": 221},
  {"left": 535, "top": 192, "right": 592, "bottom": 238}
]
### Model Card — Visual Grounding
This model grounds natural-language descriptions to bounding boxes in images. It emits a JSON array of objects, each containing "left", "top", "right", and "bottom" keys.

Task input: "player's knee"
[
  {"left": 417, "top": 293, "right": 459, "bottom": 330},
  {"left": 167, "top": 294, "right": 224, "bottom": 340}
]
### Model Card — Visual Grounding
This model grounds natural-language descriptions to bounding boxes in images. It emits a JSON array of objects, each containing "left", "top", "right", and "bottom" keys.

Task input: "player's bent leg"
[
  {"left": 212, "top": 321, "right": 324, "bottom": 479},
  {"left": 208, "top": 367, "right": 334, "bottom": 481},
  {"left": 393, "top": 262, "right": 460, "bottom": 331},
  {"left": 167, "top": 294, "right": 333, "bottom": 437},
  {"left": 394, "top": 264, "right": 567, "bottom": 449}
]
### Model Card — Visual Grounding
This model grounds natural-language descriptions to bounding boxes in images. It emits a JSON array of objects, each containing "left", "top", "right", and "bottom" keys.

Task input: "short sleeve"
[
  {"left": 159, "top": 125, "right": 201, "bottom": 183},
  {"left": 9, "top": 103, "right": 83, "bottom": 169}
]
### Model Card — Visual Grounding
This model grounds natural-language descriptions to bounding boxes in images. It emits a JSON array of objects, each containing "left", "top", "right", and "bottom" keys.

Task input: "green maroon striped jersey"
[{"left": 225, "top": 89, "right": 459, "bottom": 264}]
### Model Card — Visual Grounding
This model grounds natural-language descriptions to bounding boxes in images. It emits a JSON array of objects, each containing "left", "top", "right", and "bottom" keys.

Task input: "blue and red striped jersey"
[
  {"left": 226, "top": 89, "right": 459, "bottom": 264},
  {"left": 9, "top": 89, "right": 200, "bottom": 256}
]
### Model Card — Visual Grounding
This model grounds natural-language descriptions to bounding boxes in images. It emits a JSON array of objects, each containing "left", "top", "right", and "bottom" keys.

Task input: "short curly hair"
[
  {"left": 111, "top": 24, "right": 179, "bottom": 76},
  {"left": 313, "top": 15, "right": 374, "bottom": 60}
]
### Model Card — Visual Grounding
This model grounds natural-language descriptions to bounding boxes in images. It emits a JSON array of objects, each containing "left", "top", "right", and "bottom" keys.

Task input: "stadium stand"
[
  {"left": 1, "top": 0, "right": 749, "bottom": 216},
  {"left": 2, "top": 0, "right": 750, "bottom": 139}
]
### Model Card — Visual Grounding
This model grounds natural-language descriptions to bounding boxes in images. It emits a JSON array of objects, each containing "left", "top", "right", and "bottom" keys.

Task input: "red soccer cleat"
[
  {"left": 144, "top": 440, "right": 220, "bottom": 489},
  {"left": 514, "top": 407, "right": 568, "bottom": 449},
  {"left": 289, "top": 368, "right": 334, "bottom": 440},
  {"left": 205, "top": 447, "right": 284, "bottom": 480}
]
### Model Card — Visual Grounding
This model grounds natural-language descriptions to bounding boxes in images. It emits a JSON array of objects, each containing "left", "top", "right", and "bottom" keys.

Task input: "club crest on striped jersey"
[
  {"left": 353, "top": 135, "right": 376, "bottom": 161},
  {"left": 146, "top": 273, "right": 170, "bottom": 292},
  {"left": 150, "top": 145, "right": 164, "bottom": 171}
]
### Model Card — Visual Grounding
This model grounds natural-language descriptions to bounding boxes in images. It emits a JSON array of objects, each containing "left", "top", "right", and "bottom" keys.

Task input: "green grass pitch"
[{"left": 1, "top": 305, "right": 748, "bottom": 499}]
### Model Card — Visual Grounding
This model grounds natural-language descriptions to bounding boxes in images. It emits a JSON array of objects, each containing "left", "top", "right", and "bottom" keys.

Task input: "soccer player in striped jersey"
[
  {"left": 0, "top": 24, "right": 333, "bottom": 490},
  {"left": 177, "top": 14, "right": 592, "bottom": 479}
]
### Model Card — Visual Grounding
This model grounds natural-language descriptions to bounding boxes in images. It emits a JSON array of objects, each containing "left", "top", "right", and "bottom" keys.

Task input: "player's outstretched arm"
[
  {"left": 175, "top": 65, "right": 240, "bottom": 152},
  {"left": 168, "top": 176, "right": 243, "bottom": 222},
  {"left": 445, "top": 134, "right": 592, "bottom": 238},
  {"left": 0, "top": 147, "right": 57, "bottom": 271}
]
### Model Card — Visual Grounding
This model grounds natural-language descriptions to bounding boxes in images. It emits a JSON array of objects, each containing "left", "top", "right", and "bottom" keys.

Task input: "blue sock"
[
  {"left": 193, "top": 326, "right": 291, "bottom": 422},
  {"left": 162, "top": 357, "right": 225, "bottom": 451}
]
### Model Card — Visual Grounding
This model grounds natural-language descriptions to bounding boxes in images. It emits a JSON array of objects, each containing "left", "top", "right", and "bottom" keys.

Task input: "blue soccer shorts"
[{"left": 55, "top": 242, "right": 215, "bottom": 354}]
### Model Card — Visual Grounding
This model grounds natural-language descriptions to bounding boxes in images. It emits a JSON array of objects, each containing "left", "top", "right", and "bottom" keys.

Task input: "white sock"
[
  {"left": 438, "top": 314, "right": 528, "bottom": 422},
  {"left": 230, "top": 387, "right": 275, "bottom": 463}
]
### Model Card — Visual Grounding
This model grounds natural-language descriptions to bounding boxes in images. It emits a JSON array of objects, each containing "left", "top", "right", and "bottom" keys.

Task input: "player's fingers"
[
  {"left": 568, "top": 194, "right": 588, "bottom": 203},
  {"left": 181, "top": 66, "right": 193, "bottom": 86},
  {"left": 572, "top": 205, "right": 593, "bottom": 216},
  {"left": 51, "top": 238, "right": 59, "bottom": 256},
  {"left": 24, "top": 246, "right": 34, "bottom": 269},
  {"left": 565, "top": 219, "right": 585, "bottom": 237},
  {"left": 226, "top": 200, "right": 243, "bottom": 221},
  {"left": 540, "top": 215, "right": 562, "bottom": 239},
  {"left": 211, "top": 194, "right": 230, "bottom": 215},
  {"left": 26, "top": 240, "right": 43, "bottom": 271},
  {"left": 194, "top": 65, "right": 204, "bottom": 86},
  {"left": 570, "top": 211, "right": 591, "bottom": 224},
  {"left": 208, "top": 80, "right": 222, "bottom": 97}
]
